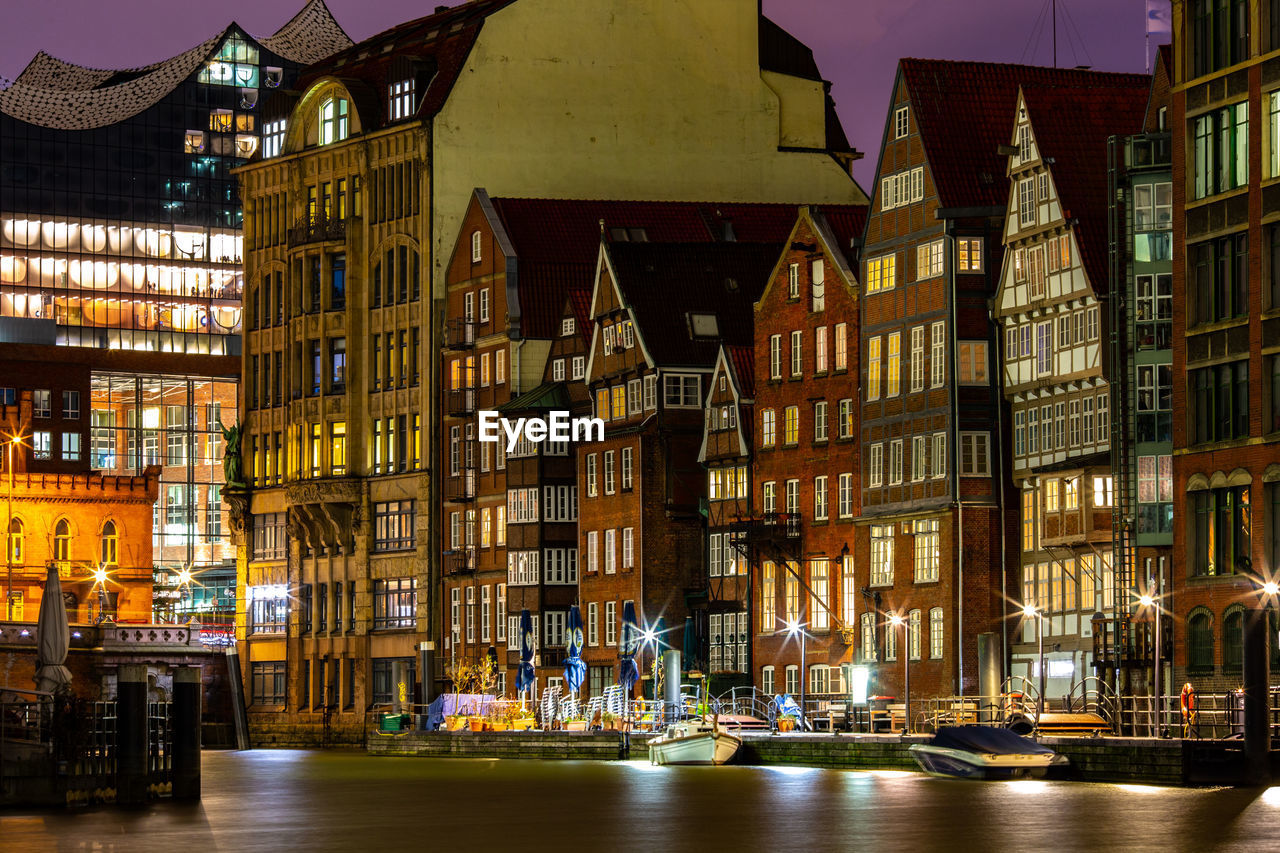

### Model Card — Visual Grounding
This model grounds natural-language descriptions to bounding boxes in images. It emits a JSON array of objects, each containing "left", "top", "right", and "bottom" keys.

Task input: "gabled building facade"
[
  {"left": 993, "top": 75, "right": 1150, "bottom": 700},
  {"left": 742, "top": 206, "right": 863, "bottom": 703}
]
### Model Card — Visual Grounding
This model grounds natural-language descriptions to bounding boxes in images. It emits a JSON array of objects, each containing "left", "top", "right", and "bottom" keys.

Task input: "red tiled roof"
[
  {"left": 488, "top": 197, "right": 865, "bottom": 339},
  {"left": 605, "top": 242, "right": 782, "bottom": 369},
  {"left": 726, "top": 344, "right": 755, "bottom": 399},
  {"left": 899, "top": 59, "right": 1151, "bottom": 209},
  {"left": 1021, "top": 79, "right": 1150, "bottom": 294}
]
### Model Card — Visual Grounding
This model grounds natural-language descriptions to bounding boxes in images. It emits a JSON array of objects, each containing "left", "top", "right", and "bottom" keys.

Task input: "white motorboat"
[
  {"left": 909, "top": 725, "right": 1070, "bottom": 780},
  {"left": 648, "top": 720, "right": 742, "bottom": 766}
]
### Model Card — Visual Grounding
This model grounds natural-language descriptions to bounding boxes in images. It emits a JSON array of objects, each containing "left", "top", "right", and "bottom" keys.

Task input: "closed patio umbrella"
[
  {"left": 516, "top": 609, "right": 535, "bottom": 699},
  {"left": 564, "top": 605, "right": 586, "bottom": 698},
  {"left": 34, "top": 564, "right": 72, "bottom": 694},
  {"left": 618, "top": 601, "right": 639, "bottom": 694}
]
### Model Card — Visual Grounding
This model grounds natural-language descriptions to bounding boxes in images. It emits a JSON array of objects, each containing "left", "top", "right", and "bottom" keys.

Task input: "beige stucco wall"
[{"left": 431, "top": 0, "right": 865, "bottom": 293}]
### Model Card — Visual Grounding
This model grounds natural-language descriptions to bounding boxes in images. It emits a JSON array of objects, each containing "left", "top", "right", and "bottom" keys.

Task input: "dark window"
[
  {"left": 371, "top": 657, "right": 416, "bottom": 705},
  {"left": 1190, "top": 0, "right": 1250, "bottom": 78},
  {"left": 1190, "top": 233, "right": 1248, "bottom": 325},
  {"left": 334, "top": 583, "right": 343, "bottom": 633},
  {"left": 1188, "top": 360, "right": 1248, "bottom": 444},
  {"left": 317, "top": 582, "right": 328, "bottom": 632},
  {"left": 329, "top": 337, "right": 346, "bottom": 393},
  {"left": 374, "top": 500, "right": 415, "bottom": 551},
  {"left": 309, "top": 339, "right": 321, "bottom": 396},
  {"left": 373, "top": 578, "right": 417, "bottom": 629},
  {"left": 251, "top": 512, "right": 287, "bottom": 561},
  {"left": 251, "top": 661, "right": 286, "bottom": 705},
  {"left": 300, "top": 584, "right": 312, "bottom": 634},
  {"left": 1223, "top": 608, "right": 1244, "bottom": 675},
  {"left": 1189, "top": 486, "right": 1251, "bottom": 577},
  {"left": 411, "top": 251, "right": 420, "bottom": 301},
  {"left": 398, "top": 245, "right": 409, "bottom": 303},
  {"left": 309, "top": 256, "right": 321, "bottom": 312},
  {"left": 330, "top": 253, "right": 345, "bottom": 310},
  {"left": 1187, "top": 611, "right": 1214, "bottom": 674},
  {"left": 372, "top": 263, "right": 381, "bottom": 309},
  {"left": 274, "top": 271, "right": 284, "bottom": 325}
]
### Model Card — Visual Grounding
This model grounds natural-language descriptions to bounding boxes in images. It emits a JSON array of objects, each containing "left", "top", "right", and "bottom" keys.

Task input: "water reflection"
[{"left": 0, "top": 751, "right": 1278, "bottom": 852}]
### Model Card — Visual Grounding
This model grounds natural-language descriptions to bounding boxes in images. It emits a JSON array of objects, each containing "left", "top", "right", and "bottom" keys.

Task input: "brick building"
[
  {"left": 992, "top": 73, "right": 1151, "bottom": 701},
  {"left": 740, "top": 206, "right": 864, "bottom": 704},
  {"left": 0, "top": 340, "right": 159, "bottom": 623},
  {"left": 1170, "top": 2, "right": 1280, "bottom": 692},
  {"left": 578, "top": 241, "right": 780, "bottom": 698}
]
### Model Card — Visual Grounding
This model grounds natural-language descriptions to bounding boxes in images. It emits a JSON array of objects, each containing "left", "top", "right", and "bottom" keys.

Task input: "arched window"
[
  {"left": 100, "top": 521, "right": 118, "bottom": 566},
  {"left": 1222, "top": 607, "right": 1244, "bottom": 675},
  {"left": 7, "top": 518, "right": 23, "bottom": 565},
  {"left": 1187, "top": 609, "right": 1214, "bottom": 674},
  {"left": 54, "top": 519, "right": 71, "bottom": 571}
]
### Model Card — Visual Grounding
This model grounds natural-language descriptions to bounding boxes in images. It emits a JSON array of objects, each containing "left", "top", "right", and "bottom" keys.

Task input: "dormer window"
[
  {"left": 319, "top": 97, "right": 349, "bottom": 146},
  {"left": 471, "top": 230, "right": 482, "bottom": 263},
  {"left": 688, "top": 313, "right": 719, "bottom": 338},
  {"left": 561, "top": 317, "right": 575, "bottom": 337},
  {"left": 390, "top": 79, "right": 416, "bottom": 121},
  {"left": 262, "top": 120, "right": 286, "bottom": 158}
]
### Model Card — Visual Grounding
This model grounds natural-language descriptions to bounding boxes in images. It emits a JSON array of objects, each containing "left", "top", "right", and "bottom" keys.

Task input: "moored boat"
[
  {"left": 908, "top": 725, "right": 1069, "bottom": 780},
  {"left": 648, "top": 720, "right": 742, "bottom": 766}
]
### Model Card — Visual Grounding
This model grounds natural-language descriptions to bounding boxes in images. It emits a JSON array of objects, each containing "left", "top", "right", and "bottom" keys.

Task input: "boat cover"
[{"left": 930, "top": 725, "right": 1055, "bottom": 755}]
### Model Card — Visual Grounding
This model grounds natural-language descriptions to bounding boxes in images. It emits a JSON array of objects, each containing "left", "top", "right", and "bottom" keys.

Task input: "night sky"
[{"left": 0, "top": 0, "right": 1162, "bottom": 187}]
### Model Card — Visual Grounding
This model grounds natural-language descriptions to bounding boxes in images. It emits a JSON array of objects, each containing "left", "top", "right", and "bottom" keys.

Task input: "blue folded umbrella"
[
  {"left": 564, "top": 605, "right": 586, "bottom": 695},
  {"left": 516, "top": 609, "right": 535, "bottom": 694},
  {"left": 618, "top": 601, "right": 639, "bottom": 692}
]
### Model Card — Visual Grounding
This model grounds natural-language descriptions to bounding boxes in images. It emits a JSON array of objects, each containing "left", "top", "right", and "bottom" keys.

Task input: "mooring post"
[
  {"left": 172, "top": 666, "right": 202, "bottom": 799},
  {"left": 1243, "top": 606, "right": 1271, "bottom": 785},
  {"left": 116, "top": 664, "right": 149, "bottom": 805}
]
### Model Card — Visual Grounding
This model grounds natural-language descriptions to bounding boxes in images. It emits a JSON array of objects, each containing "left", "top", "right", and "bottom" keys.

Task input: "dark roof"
[
  {"left": 1021, "top": 79, "right": 1149, "bottom": 293},
  {"left": 604, "top": 242, "right": 782, "bottom": 368},
  {"left": 296, "top": 0, "right": 515, "bottom": 131},
  {"left": 498, "top": 381, "right": 571, "bottom": 413},
  {"left": 568, "top": 286, "right": 594, "bottom": 345},
  {"left": 488, "top": 197, "right": 865, "bottom": 340},
  {"left": 899, "top": 59, "right": 1151, "bottom": 209},
  {"left": 759, "top": 17, "right": 822, "bottom": 81},
  {"left": 726, "top": 344, "right": 755, "bottom": 399}
]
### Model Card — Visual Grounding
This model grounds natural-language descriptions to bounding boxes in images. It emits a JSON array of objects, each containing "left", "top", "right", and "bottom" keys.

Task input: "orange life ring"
[{"left": 1180, "top": 682, "right": 1197, "bottom": 722}]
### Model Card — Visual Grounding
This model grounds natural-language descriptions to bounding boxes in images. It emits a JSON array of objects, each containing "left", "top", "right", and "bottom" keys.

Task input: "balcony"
[
  {"left": 444, "top": 548, "right": 477, "bottom": 574},
  {"left": 445, "top": 468, "right": 478, "bottom": 502},
  {"left": 447, "top": 388, "right": 477, "bottom": 417},
  {"left": 730, "top": 512, "right": 802, "bottom": 562},
  {"left": 445, "top": 318, "right": 476, "bottom": 350},
  {"left": 288, "top": 212, "right": 347, "bottom": 247},
  {"left": 1124, "top": 133, "right": 1170, "bottom": 172}
]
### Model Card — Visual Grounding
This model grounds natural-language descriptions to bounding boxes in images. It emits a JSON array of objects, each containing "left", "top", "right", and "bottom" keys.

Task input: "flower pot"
[
  {"left": 777, "top": 717, "right": 796, "bottom": 733},
  {"left": 468, "top": 716, "right": 485, "bottom": 732},
  {"left": 512, "top": 717, "right": 536, "bottom": 731},
  {"left": 445, "top": 714, "right": 468, "bottom": 732},
  {"left": 563, "top": 720, "right": 588, "bottom": 732},
  {"left": 490, "top": 721, "right": 510, "bottom": 732},
  {"left": 602, "top": 719, "right": 618, "bottom": 731}
]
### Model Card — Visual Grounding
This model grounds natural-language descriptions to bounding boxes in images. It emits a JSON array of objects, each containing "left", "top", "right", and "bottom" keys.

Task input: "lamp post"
[
  {"left": 5, "top": 435, "right": 21, "bottom": 621},
  {"left": 1138, "top": 591, "right": 1162, "bottom": 735},
  {"left": 888, "top": 613, "right": 909, "bottom": 733},
  {"left": 1022, "top": 603, "right": 1045, "bottom": 725},
  {"left": 785, "top": 618, "right": 807, "bottom": 726}
]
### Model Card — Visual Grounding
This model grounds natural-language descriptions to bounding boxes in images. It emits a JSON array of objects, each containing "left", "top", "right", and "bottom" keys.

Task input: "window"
[
  {"left": 960, "top": 433, "right": 990, "bottom": 476},
  {"left": 834, "top": 323, "right": 848, "bottom": 371},
  {"left": 888, "top": 439, "right": 903, "bottom": 485},
  {"left": 814, "top": 402, "right": 828, "bottom": 442},
  {"left": 1189, "top": 486, "right": 1251, "bottom": 577},
  {"left": 866, "top": 253, "right": 896, "bottom": 293},
  {"left": 913, "top": 518, "right": 939, "bottom": 582},
  {"left": 930, "top": 323, "right": 945, "bottom": 387},
  {"left": 604, "top": 529, "right": 617, "bottom": 574},
  {"left": 1018, "top": 178, "right": 1036, "bottom": 227},
  {"left": 61, "top": 390, "right": 80, "bottom": 420},
  {"left": 910, "top": 327, "right": 924, "bottom": 392},
  {"left": 870, "top": 525, "right": 893, "bottom": 586},
  {"left": 787, "top": 263, "right": 800, "bottom": 299},
  {"left": 663, "top": 375, "right": 700, "bottom": 408},
  {"left": 810, "top": 561, "right": 830, "bottom": 630},
  {"left": 814, "top": 476, "right": 828, "bottom": 521},
  {"left": 604, "top": 451, "right": 616, "bottom": 495},
  {"left": 769, "top": 335, "right": 782, "bottom": 379},
  {"left": 1189, "top": 233, "right": 1248, "bottom": 325},
  {"left": 908, "top": 610, "right": 922, "bottom": 661},
  {"left": 836, "top": 473, "right": 855, "bottom": 519},
  {"left": 1192, "top": 103, "right": 1249, "bottom": 199},
  {"left": 1189, "top": 360, "right": 1250, "bottom": 444},
  {"left": 62, "top": 432, "right": 81, "bottom": 462},
  {"left": 1093, "top": 476, "right": 1114, "bottom": 508},
  {"left": 1035, "top": 321, "right": 1052, "bottom": 375},
  {"left": 867, "top": 337, "right": 881, "bottom": 400},
  {"left": 958, "top": 342, "right": 987, "bottom": 384},
  {"left": 860, "top": 613, "right": 877, "bottom": 662},
  {"left": 785, "top": 480, "right": 799, "bottom": 515},
  {"left": 763, "top": 482, "right": 776, "bottom": 514},
  {"left": 389, "top": 78, "right": 415, "bottom": 120},
  {"left": 1187, "top": 610, "right": 1214, "bottom": 673},
  {"left": 251, "top": 662, "right": 286, "bottom": 705},
  {"left": 957, "top": 238, "right": 983, "bottom": 272},
  {"left": 932, "top": 433, "right": 946, "bottom": 479},
  {"left": 621, "top": 447, "right": 633, "bottom": 490},
  {"left": 790, "top": 331, "right": 803, "bottom": 377},
  {"left": 895, "top": 105, "right": 909, "bottom": 138},
  {"left": 761, "top": 409, "right": 776, "bottom": 447},
  {"left": 6, "top": 517, "right": 23, "bottom": 566},
  {"left": 916, "top": 240, "right": 944, "bottom": 279},
  {"left": 784, "top": 406, "right": 799, "bottom": 446},
  {"left": 247, "top": 585, "right": 286, "bottom": 635},
  {"left": 928, "top": 607, "right": 944, "bottom": 659},
  {"left": 1065, "top": 477, "right": 1079, "bottom": 511},
  {"left": 32, "top": 389, "right": 50, "bottom": 419},
  {"left": 869, "top": 443, "right": 883, "bottom": 488},
  {"left": 606, "top": 601, "right": 617, "bottom": 646},
  {"left": 815, "top": 326, "right": 828, "bottom": 373},
  {"left": 373, "top": 500, "right": 415, "bottom": 552},
  {"left": 760, "top": 561, "right": 776, "bottom": 632},
  {"left": 318, "top": 97, "right": 349, "bottom": 145},
  {"left": 373, "top": 579, "right": 417, "bottom": 629},
  {"left": 811, "top": 259, "right": 825, "bottom": 312},
  {"left": 886, "top": 332, "right": 901, "bottom": 397},
  {"left": 838, "top": 399, "right": 853, "bottom": 440},
  {"left": 912, "top": 435, "right": 926, "bottom": 481}
]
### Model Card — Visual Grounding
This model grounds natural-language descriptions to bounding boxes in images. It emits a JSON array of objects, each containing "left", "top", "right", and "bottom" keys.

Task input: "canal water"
[{"left": 3, "top": 750, "right": 1280, "bottom": 852}]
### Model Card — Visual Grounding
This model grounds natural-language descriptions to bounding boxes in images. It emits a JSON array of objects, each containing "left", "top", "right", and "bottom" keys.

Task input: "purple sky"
[{"left": 0, "top": 0, "right": 1161, "bottom": 187}]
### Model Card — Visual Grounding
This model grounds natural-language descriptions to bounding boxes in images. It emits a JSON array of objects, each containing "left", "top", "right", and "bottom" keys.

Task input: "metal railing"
[{"left": 147, "top": 702, "right": 172, "bottom": 782}]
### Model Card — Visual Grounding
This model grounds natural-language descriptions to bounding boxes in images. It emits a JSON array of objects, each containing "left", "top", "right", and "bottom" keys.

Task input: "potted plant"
[
  {"left": 563, "top": 713, "right": 588, "bottom": 732},
  {"left": 777, "top": 714, "right": 797, "bottom": 733},
  {"left": 601, "top": 710, "right": 620, "bottom": 732},
  {"left": 510, "top": 707, "right": 537, "bottom": 731}
]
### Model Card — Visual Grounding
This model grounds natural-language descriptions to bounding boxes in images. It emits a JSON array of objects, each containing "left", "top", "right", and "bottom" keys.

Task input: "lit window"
[
  {"left": 319, "top": 97, "right": 350, "bottom": 146},
  {"left": 389, "top": 79, "right": 416, "bottom": 120}
]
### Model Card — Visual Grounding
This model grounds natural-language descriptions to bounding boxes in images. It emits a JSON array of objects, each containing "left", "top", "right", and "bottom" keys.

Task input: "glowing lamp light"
[
  {"left": 640, "top": 629, "right": 656, "bottom": 644},
  {"left": 1021, "top": 603, "right": 1038, "bottom": 619},
  {"left": 93, "top": 568, "right": 108, "bottom": 585},
  {"left": 1264, "top": 582, "right": 1280, "bottom": 597},
  {"left": 1138, "top": 594, "right": 1155, "bottom": 608},
  {"left": 177, "top": 568, "right": 193, "bottom": 586},
  {"left": 887, "top": 613, "right": 904, "bottom": 627}
]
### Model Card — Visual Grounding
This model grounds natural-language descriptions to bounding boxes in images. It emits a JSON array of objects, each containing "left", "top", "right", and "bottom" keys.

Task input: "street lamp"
[
  {"left": 888, "top": 613, "right": 909, "bottom": 733},
  {"left": 1022, "top": 603, "right": 1045, "bottom": 725},
  {"left": 785, "top": 618, "right": 807, "bottom": 726},
  {"left": 1138, "top": 592, "right": 1162, "bottom": 735}
]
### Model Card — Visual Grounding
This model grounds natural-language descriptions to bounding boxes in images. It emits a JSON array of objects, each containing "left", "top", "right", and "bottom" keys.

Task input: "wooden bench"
[
  {"left": 1035, "top": 711, "right": 1108, "bottom": 734},
  {"left": 869, "top": 703, "right": 907, "bottom": 733},
  {"left": 812, "top": 701, "right": 848, "bottom": 732}
]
